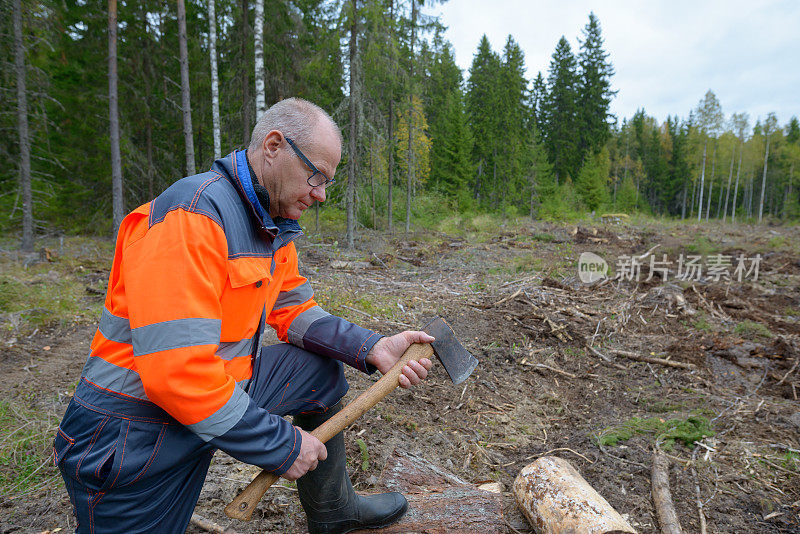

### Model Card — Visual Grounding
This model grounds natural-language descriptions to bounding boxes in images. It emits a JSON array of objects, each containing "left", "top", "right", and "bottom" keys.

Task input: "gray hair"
[{"left": 248, "top": 97, "right": 341, "bottom": 153}]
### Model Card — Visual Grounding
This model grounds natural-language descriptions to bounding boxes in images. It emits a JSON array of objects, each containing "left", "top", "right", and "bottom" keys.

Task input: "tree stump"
[
  {"left": 350, "top": 449, "right": 505, "bottom": 533},
  {"left": 513, "top": 456, "right": 636, "bottom": 534}
]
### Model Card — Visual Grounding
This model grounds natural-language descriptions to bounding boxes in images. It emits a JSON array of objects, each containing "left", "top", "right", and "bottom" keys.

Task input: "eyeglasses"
[{"left": 285, "top": 137, "right": 336, "bottom": 188}]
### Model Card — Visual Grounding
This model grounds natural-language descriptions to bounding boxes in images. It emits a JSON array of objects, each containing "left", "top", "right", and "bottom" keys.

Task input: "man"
[{"left": 54, "top": 98, "right": 433, "bottom": 533}]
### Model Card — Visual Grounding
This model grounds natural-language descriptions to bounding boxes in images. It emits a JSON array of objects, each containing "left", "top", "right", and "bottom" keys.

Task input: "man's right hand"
[{"left": 281, "top": 428, "right": 327, "bottom": 480}]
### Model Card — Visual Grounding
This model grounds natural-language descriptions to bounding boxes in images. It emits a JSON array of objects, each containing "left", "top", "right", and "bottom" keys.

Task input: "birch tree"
[
  {"left": 694, "top": 91, "right": 722, "bottom": 221},
  {"left": 177, "top": 0, "right": 195, "bottom": 175},
  {"left": 758, "top": 113, "right": 777, "bottom": 222},
  {"left": 730, "top": 113, "right": 748, "bottom": 222},
  {"left": 253, "top": 0, "right": 266, "bottom": 120},
  {"left": 13, "top": 0, "right": 33, "bottom": 250},
  {"left": 346, "top": 0, "right": 358, "bottom": 248},
  {"left": 108, "top": 0, "right": 124, "bottom": 232},
  {"left": 208, "top": 0, "right": 221, "bottom": 159},
  {"left": 405, "top": 0, "right": 418, "bottom": 233}
]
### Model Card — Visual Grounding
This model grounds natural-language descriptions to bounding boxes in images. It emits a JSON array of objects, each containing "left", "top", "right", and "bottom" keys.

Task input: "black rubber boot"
[{"left": 293, "top": 402, "right": 408, "bottom": 534}]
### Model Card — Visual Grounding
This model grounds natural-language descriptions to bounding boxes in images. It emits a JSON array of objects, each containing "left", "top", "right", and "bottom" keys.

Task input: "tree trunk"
[
  {"left": 369, "top": 137, "right": 375, "bottom": 229},
  {"left": 345, "top": 0, "right": 358, "bottom": 249},
  {"left": 13, "top": 0, "right": 33, "bottom": 251},
  {"left": 697, "top": 141, "right": 707, "bottom": 221},
  {"left": 108, "top": 0, "right": 124, "bottom": 234},
  {"left": 208, "top": 0, "right": 221, "bottom": 159},
  {"left": 241, "top": 0, "right": 251, "bottom": 145},
  {"left": 705, "top": 141, "right": 716, "bottom": 221},
  {"left": 388, "top": 99, "right": 394, "bottom": 232},
  {"left": 680, "top": 176, "right": 688, "bottom": 220},
  {"left": 146, "top": 118, "right": 154, "bottom": 199},
  {"left": 253, "top": 0, "right": 265, "bottom": 121},
  {"left": 731, "top": 141, "right": 743, "bottom": 223},
  {"left": 514, "top": 456, "right": 636, "bottom": 534},
  {"left": 405, "top": 0, "right": 417, "bottom": 235},
  {"left": 722, "top": 144, "right": 735, "bottom": 221},
  {"left": 758, "top": 134, "right": 770, "bottom": 222},
  {"left": 177, "top": 0, "right": 195, "bottom": 175}
]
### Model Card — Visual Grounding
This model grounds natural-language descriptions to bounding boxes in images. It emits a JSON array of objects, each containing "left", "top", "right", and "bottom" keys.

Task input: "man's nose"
[{"left": 310, "top": 185, "right": 326, "bottom": 203}]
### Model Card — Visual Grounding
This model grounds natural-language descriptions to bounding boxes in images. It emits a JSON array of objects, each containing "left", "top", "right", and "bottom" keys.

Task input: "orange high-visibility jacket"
[{"left": 80, "top": 150, "right": 381, "bottom": 474}]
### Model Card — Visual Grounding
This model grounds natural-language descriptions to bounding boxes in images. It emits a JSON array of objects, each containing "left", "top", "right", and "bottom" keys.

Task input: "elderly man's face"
[{"left": 267, "top": 125, "right": 340, "bottom": 220}]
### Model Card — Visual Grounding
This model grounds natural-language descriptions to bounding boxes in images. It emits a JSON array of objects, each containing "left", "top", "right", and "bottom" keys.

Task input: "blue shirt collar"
[{"left": 233, "top": 149, "right": 302, "bottom": 240}]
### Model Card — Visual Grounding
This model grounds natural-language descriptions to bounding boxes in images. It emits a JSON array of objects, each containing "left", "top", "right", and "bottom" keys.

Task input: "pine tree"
[
  {"left": 542, "top": 36, "right": 580, "bottom": 184},
  {"left": 577, "top": 12, "right": 616, "bottom": 158}
]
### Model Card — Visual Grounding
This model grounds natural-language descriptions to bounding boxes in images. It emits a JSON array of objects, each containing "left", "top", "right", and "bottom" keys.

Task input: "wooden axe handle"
[{"left": 224, "top": 342, "right": 434, "bottom": 521}]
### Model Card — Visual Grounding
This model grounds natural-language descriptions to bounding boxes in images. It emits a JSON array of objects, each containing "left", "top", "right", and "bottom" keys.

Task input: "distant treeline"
[{"left": 2, "top": 2, "right": 798, "bottom": 243}]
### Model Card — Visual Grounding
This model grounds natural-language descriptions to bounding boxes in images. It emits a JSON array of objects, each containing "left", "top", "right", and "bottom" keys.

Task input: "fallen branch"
[
  {"left": 585, "top": 345, "right": 628, "bottom": 371},
  {"left": 190, "top": 513, "right": 237, "bottom": 534},
  {"left": 691, "top": 447, "right": 708, "bottom": 534},
  {"left": 651, "top": 448, "right": 683, "bottom": 534},
  {"left": 493, "top": 288, "right": 522, "bottom": 307},
  {"left": 530, "top": 363, "right": 577, "bottom": 379},
  {"left": 776, "top": 358, "right": 798, "bottom": 386},
  {"left": 611, "top": 349, "right": 696, "bottom": 369}
]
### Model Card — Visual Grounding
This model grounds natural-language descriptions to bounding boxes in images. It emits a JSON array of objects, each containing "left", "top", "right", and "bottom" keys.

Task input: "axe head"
[{"left": 423, "top": 317, "right": 478, "bottom": 385}]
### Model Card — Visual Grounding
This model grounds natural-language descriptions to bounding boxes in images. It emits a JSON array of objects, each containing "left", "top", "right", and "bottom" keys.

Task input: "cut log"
[
  {"left": 513, "top": 456, "right": 636, "bottom": 534},
  {"left": 350, "top": 449, "right": 504, "bottom": 533},
  {"left": 651, "top": 449, "right": 683, "bottom": 534}
]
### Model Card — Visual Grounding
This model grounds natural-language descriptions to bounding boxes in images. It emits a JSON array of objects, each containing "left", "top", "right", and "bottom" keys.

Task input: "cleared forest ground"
[{"left": 1, "top": 216, "right": 798, "bottom": 533}]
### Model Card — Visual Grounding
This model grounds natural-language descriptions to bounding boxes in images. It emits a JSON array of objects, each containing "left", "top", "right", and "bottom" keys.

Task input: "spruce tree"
[
  {"left": 577, "top": 12, "right": 616, "bottom": 157},
  {"left": 542, "top": 36, "right": 580, "bottom": 184},
  {"left": 466, "top": 35, "right": 502, "bottom": 204}
]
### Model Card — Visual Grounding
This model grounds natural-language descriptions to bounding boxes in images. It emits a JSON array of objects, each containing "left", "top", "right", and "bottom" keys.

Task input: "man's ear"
[{"left": 262, "top": 130, "right": 283, "bottom": 160}]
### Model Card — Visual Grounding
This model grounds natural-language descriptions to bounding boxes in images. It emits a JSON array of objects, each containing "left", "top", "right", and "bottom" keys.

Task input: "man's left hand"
[{"left": 366, "top": 331, "right": 434, "bottom": 388}]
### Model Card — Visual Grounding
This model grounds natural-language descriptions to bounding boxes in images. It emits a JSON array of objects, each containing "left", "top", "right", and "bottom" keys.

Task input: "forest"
[{"left": 3, "top": 0, "right": 799, "bottom": 251}]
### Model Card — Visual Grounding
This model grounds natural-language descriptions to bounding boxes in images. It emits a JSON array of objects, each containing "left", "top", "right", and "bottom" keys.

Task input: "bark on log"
[
  {"left": 349, "top": 449, "right": 504, "bottom": 533},
  {"left": 651, "top": 449, "right": 683, "bottom": 534},
  {"left": 513, "top": 456, "right": 636, "bottom": 534}
]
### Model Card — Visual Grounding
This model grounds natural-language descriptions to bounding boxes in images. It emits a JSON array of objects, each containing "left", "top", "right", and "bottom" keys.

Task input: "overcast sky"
[{"left": 429, "top": 0, "right": 800, "bottom": 128}]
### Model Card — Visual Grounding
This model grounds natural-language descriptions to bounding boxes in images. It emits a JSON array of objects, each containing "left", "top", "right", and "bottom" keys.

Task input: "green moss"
[
  {"left": 686, "top": 236, "right": 718, "bottom": 257},
  {"left": 532, "top": 232, "right": 557, "bottom": 243},
  {"left": 734, "top": 320, "right": 773, "bottom": 340},
  {"left": 356, "top": 438, "right": 369, "bottom": 471},
  {"left": 597, "top": 415, "right": 714, "bottom": 450}
]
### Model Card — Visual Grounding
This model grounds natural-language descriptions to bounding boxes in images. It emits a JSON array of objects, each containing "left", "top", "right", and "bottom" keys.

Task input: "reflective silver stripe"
[
  {"left": 131, "top": 318, "right": 221, "bottom": 357},
  {"left": 186, "top": 386, "right": 249, "bottom": 442},
  {"left": 98, "top": 308, "right": 132, "bottom": 345},
  {"left": 81, "top": 356, "right": 148, "bottom": 400},
  {"left": 216, "top": 337, "right": 254, "bottom": 361},
  {"left": 287, "top": 306, "right": 330, "bottom": 348},
  {"left": 273, "top": 281, "right": 314, "bottom": 310}
]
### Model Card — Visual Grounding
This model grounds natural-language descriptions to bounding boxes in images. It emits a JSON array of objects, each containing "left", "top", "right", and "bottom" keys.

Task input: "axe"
[{"left": 224, "top": 317, "right": 478, "bottom": 521}]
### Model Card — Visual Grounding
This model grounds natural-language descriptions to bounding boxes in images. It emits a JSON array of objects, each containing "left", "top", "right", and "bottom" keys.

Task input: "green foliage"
[
  {"left": 538, "top": 183, "right": 583, "bottom": 222},
  {"left": 5, "top": 2, "right": 800, "bottom": 239},
  {"left": 0, "top": 400, "right": 58, "bottom": 494},
  {"left": 597, "top": 415, "right": 714, "bottom": 450},
  {"left": 575, "top": 147, "right": 611, "bottom": 211}
]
